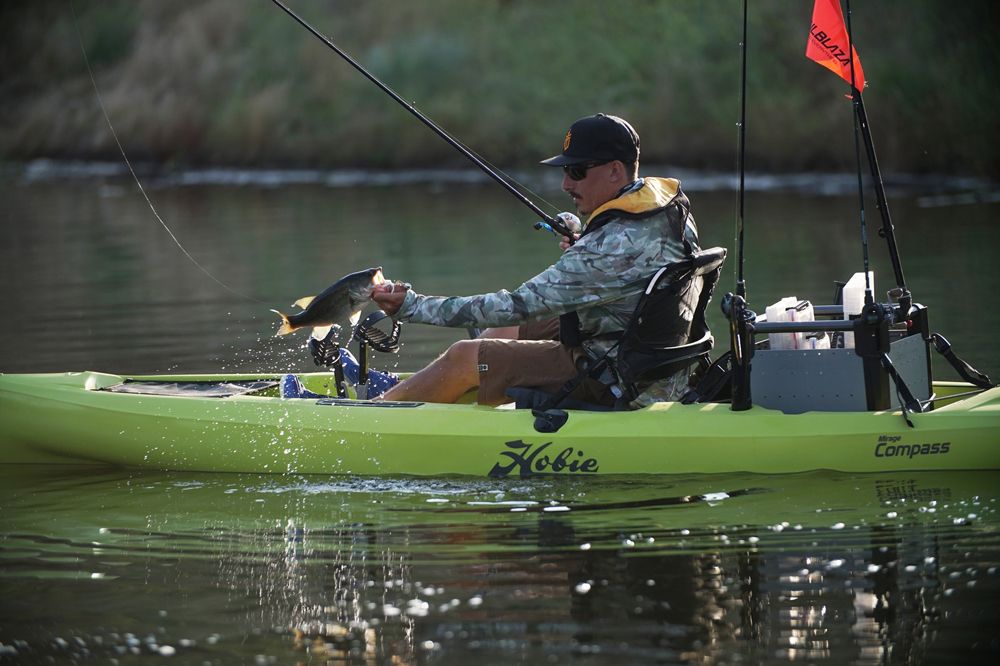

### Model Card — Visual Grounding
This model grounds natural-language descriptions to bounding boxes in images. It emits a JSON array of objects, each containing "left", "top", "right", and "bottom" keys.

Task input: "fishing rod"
[
  {"left": 269, "top": 0, "right": 575, "bottom": 240},
  {"left": 734, "top": 0, "right": 748, "bottom": 300},
  {"left": 845, "top": 0, "right": 873, "bottom": 304},
  {"left": 844, "top": 0, "right": 911, "bottom": 313}
]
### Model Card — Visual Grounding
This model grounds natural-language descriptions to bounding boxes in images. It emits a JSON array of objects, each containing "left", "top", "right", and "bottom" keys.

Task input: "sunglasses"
[{"left": 563, "top": 161, "right": 608, "bottom": 181}]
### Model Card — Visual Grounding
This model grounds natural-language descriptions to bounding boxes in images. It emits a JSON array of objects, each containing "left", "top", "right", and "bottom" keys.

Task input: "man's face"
[{"left": 562, "top": 161, "right": 627, "bottom": 217}]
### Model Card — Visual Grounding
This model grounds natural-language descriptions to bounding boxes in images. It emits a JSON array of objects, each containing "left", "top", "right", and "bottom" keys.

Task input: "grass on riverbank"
[{"left": 2, "top": 0, "right": 998, "bottom": 176}]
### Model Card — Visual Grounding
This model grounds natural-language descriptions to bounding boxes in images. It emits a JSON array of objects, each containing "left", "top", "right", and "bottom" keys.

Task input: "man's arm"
[{"left": 380, "top": 242, "right": 645, "bottom": 329}]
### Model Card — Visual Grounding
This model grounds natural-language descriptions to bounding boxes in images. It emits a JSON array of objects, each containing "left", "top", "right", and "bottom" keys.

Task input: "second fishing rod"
[{"left": 270, "top": 0, "right": 577, "bottom": 240}]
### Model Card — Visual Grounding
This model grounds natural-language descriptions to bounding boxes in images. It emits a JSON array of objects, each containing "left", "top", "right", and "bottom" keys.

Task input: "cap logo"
[{"left": 563, "top": 130, "right": 572, "bottom": 151}]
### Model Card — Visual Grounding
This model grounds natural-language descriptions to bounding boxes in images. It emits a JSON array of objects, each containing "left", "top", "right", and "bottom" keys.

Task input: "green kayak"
[{"left": 0, "top": 371, "right": 997, "bottom": 477}]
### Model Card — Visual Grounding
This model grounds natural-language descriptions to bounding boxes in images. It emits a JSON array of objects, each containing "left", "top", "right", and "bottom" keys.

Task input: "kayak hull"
[{"left": 1, "top": 371, "right": 998, "bottom": 477}]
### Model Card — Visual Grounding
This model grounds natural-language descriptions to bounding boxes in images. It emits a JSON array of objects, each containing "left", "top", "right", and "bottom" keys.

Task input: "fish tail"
[{"left": 271, "top": 309, "right": 295, "bottom": 336}]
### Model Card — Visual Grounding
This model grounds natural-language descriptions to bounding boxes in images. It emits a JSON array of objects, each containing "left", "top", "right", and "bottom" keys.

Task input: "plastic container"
[
  {"left": 789, "top": 299, "right": 815, "bottom": 350},
  {"left": 765, "top": 296, "right": 799, "bottom": 349},
  {"left": 842, "top": 271, "right": 874, "bottom": 348},
  {"left": 802, "top": 331, "right": 831, "bottom": 349},
  {"left": 766, "top": 298, "right": 821, "bottom": 350}
]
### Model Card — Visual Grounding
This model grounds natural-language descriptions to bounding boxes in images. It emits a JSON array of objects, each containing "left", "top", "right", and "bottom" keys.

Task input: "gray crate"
[{"left": 751, "top": 333, "right": 930, "bottom": 413}]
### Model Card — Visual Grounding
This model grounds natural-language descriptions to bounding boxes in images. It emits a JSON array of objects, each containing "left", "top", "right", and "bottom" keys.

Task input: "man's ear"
[{"left": 610, "top": 160, "right": 627, "bottom": 183}]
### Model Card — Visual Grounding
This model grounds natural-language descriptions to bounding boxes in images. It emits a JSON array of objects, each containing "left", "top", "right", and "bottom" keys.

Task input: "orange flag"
[{"left": 806, "top": 0, "right": 865, "bottom": 91}]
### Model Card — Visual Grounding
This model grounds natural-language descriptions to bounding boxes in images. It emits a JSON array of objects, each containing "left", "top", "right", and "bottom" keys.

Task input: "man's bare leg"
[{"left": 379, "top": 339, "right": 481, "bottom": 404}]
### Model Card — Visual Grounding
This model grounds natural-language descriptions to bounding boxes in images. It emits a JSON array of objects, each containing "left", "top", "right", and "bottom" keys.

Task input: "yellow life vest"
[{"left": 585, "top": 177, "right": 681, "bottom": 228}]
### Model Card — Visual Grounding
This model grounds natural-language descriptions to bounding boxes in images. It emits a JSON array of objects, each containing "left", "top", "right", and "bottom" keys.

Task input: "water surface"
[
  {"left": 1, "top": 168, "right": 999, "bottom": 663},
  {"left": 2, "top": 467, "right": 999, "bottom": 664},
  {"left": 1, "top": 166, "right": 998, "bottom": 379}
]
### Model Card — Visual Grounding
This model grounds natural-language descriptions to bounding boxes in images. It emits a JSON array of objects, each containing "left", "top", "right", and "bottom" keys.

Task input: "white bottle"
[{"left": 842, "top": 271, "right": 874, "bottom": 348}]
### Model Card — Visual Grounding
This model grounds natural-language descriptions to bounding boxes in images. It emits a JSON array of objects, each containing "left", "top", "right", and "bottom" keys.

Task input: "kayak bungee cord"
[
  {"left": 70, "top": 2, "right": 263, "bottom": 305},
  {"left": 268, "top": 0, "right": 576, "bottom": 240}
]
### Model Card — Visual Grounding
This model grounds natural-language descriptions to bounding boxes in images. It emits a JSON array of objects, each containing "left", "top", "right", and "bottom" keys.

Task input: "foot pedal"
[
  {"left": 307, "top": 326, "right": 348, "bottom": 398},
  {"left": 355, "top": 311, "right": 402, "bottom": 354},
  {"left": 308, "top": 325, "right": 343, "bottom": 367}
]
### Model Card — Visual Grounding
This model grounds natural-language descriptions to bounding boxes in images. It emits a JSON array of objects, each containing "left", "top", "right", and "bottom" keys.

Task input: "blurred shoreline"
[{"left": 10, "top": 158, "right": 998, "bottom": 205}]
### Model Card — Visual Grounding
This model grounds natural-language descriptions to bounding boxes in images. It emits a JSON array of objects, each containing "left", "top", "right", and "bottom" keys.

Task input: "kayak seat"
[{"left": 508, "top": 246, "right": 727, "bottom": 413}]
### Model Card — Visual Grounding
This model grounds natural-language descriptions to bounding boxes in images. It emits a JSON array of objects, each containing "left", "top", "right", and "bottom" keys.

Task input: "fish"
[{"left": 272, "top": 267, "right": 386, "bottom": 337}]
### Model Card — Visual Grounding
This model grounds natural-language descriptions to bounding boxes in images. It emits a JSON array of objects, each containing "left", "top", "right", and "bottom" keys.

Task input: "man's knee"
[{"left": 439, "top": 339, "right": 481, "bottom": 369}]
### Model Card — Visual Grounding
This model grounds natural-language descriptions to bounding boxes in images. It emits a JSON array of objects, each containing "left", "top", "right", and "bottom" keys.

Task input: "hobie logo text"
[{"left": 489, "top": 440, "right": 599, "bottom": 478}]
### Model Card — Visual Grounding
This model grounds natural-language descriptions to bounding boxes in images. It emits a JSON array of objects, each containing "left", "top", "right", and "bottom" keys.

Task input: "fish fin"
[
  {"left": 372, "top": 268, "right": 385, "bottom": 285},
  {"left": 349, "top": 311, "right": 362, "bottom": 328},
  {"left": 271, "top": 309, "right": 295, "bottom": 336},
  {"left": 292, "top": 296, "right": 315, "bottom": 310},
  {"left": 310, "top": 325, "right": 334, "bottom": 340}
]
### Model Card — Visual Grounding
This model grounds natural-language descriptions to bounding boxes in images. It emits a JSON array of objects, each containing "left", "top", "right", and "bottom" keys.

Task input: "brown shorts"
[
  {"left": 476, "top": 337, "right": 612, "bottom": 406},
  {"left": 518, "top": 317, "right": 561, "bottom": 342}
]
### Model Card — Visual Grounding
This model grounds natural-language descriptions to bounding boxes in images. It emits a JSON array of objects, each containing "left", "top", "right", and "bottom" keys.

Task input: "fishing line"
[
  {"left": 434, "top": 128, "right": 563, "bottom": 217},
  {"left": 70, "top": 1, "right": 264, "bottom": 305},
  {"left": 269, "top": 0, "right": 574, "bottom": 238}
]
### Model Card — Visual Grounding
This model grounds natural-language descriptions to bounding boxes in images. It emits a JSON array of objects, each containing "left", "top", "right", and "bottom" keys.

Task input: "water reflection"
[
  {"left": 2, "top": 468, "right": 996, "bottom": 663},
  {"left": 1, "top": 173, "right": 998, "bottom": 381}
]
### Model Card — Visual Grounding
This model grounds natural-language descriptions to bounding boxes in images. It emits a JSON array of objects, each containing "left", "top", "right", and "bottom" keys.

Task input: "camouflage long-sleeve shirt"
[{"left": 397, "top": 177, "right": 701, "bottom": 404}]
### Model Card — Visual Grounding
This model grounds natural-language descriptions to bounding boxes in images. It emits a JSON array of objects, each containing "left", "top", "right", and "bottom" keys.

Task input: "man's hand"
[
  {"left": 555, "top": 212, "right": 581, "bottom": 251},
  {"left": 559, "top": 232, "right": 581, "bottom": 251},
  {"left": 372, "top": 281, "right": 409, "bottom": 316}
]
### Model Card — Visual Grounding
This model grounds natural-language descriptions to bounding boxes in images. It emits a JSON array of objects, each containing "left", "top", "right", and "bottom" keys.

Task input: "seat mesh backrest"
[
  {"left": 634, "top": 275, "right": 703, "bottom": 347},
  {"left": 613, "top": 249, "right": 725, "bottom": 387}
]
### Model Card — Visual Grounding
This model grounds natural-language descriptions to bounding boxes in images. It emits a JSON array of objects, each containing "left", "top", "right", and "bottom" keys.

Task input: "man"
[{"left": 372, "top": 113, "right": 700, "bottom": 406}]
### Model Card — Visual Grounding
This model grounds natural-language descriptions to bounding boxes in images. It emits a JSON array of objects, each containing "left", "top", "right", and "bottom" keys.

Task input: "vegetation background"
[{"left": 2, "top": 0, "right": 998, "bottom": 176}]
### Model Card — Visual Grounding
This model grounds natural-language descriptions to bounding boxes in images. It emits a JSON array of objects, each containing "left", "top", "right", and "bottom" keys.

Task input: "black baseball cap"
[{"left": 540, "top": 113, "right": 640, "bottom": 167}]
